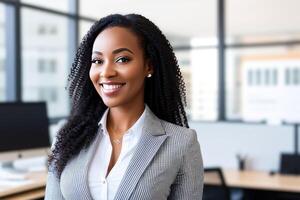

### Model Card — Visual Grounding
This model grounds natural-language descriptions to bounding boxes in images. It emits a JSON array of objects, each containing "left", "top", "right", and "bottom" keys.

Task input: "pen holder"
[
  {"left": 238, "top": 159, "right": 245, "bottom": 171},
  {"left": 236, "top": 154, "right": 247, "bottom": 171}
]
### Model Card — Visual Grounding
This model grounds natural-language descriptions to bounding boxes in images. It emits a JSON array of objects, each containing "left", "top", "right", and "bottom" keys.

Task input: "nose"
[{"left": 100, "top": 62, "right": 117, "bottom": 78}]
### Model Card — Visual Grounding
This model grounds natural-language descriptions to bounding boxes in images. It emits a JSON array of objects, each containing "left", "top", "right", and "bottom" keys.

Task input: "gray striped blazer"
[{"left": 44, "top": 107, "right": 203, "bottom": 200}]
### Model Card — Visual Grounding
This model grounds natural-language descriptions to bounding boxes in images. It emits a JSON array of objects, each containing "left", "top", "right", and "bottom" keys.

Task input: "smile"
[{"left": 99, "top": 83, "right": 126, "bottom": 96}]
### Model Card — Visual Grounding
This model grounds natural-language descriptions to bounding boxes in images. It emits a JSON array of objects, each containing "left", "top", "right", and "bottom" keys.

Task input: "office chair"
[
  {"left": 203, "top": 167, "right": 231, "bottom": 200},
  {"left": 273, "top": 154, "right": 300, "bottom": 200},
  {"left": 280, "top": 153, "right": 300, "bottom": 175}
]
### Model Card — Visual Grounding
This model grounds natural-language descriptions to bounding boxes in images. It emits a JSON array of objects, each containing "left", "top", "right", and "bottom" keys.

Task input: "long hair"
[{"left": 48, "top": 13, "right": 188, "bottom": 178}]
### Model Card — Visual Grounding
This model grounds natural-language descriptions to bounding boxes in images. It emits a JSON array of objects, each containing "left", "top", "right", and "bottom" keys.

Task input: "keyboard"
[{"left": 0, "top": 170, "right": 27, "bottom": 181}]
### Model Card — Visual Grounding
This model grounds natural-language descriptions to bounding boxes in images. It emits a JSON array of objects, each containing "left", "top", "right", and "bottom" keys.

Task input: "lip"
[{"left": 99, "top": 82, "right": 126, "bottom": 97}]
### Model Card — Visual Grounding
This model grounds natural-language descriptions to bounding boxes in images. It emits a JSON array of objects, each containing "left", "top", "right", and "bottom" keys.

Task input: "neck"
[{"left": 107, "top": 102, "right": 145, "bottom": 136}]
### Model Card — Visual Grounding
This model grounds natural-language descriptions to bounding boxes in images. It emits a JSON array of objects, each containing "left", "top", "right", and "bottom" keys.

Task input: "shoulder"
[
  {"left": 161, "top": 119, "right": 197, "bottom": 137},
  {"left": 144, "top": 105, "right": 198, "bottom": 149},
  {"left": 159, "top": 119, "right": 198, "bottom": 149}
]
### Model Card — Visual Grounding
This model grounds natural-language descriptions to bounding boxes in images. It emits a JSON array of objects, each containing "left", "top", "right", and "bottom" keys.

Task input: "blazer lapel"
[
  {"left": 76, "top": 127, "right": 103, "bottom": 200},
  {"left": 114, "top": 106, "right": 168, "bottom": 200}
]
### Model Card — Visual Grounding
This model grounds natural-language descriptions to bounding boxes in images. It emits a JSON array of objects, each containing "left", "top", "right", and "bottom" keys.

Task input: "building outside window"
[
  {"left": 0, "top": 3, "right": 5, "bottom": 101},
  {"left": 21, "top": 8, "right": 70, "bottom": 118}
]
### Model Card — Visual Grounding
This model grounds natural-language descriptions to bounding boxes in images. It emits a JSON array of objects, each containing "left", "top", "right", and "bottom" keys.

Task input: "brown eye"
[
  {"left": 91, "top": 59, "right": 104, "bottom": 65},
  {"left": 116, "top": 57, "right": 130, "bottom": 63}
]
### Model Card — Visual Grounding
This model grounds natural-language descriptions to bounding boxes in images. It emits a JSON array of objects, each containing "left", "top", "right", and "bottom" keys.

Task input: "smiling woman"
[
  {"left": 45, "top": 14, "right": 203, "bottom": 200},
  {"left": 90, "top": 27, "right": 152, "bottom": 109}
]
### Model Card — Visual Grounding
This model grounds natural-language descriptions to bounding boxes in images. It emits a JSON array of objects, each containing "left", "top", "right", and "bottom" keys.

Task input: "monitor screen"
[
  {"left": 280, "top": 153, "right": 300, "bottom": 175},
  {"left": 0, "top": 102, "right": 50, "bottom": 152}
]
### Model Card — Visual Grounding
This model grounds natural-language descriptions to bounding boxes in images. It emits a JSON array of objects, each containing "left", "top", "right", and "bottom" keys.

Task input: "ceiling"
[
  {"left": 80, "top": 0, "right": 300, "bottom": 40},
  {"left": 80, "top": 0, "right": 216, "bottom": 38},
  {"left": 20, "top": 0, "right": 300, "bottom": 45}
]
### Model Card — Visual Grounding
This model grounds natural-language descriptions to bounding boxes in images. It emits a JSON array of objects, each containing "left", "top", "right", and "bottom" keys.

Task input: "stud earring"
[{"left": 147, "top": 74, "right": 152, "bottom": 78}]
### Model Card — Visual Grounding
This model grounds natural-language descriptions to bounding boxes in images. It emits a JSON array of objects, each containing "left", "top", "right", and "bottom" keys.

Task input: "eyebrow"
[{"left": 92, "top": 48, "right": 134, "bottom": 55}]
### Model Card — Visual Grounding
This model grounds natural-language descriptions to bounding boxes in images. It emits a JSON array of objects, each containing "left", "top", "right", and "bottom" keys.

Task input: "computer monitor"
[
  {"left": 280, "top": 153, "right": 300, "bottom": 175},
  {"left": 0, "top": 102, "right": 51, "bottom": 168}
]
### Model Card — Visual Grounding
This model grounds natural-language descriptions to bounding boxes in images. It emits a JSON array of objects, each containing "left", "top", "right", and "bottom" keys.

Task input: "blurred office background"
[{"left": 0, "top": 0, "right": 300, "bottom": 172}]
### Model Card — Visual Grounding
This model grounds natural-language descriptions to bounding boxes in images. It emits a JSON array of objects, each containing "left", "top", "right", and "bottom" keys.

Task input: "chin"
[
  {"left": 102, "top": 97, "right": 136, "bottom": 109},
  {"left": 101, "top": 98, "right": 123, "bottom": 108}
]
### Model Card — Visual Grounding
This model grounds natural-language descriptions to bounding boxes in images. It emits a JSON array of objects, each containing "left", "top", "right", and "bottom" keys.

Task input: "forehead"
[{"left": 92, "top": 26, "right": 141, "bottom": 52}]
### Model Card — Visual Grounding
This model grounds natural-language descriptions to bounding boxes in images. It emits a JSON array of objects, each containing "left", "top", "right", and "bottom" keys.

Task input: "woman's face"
[{"left": 89, "top": 26, "right": 152, "bottom": 108}]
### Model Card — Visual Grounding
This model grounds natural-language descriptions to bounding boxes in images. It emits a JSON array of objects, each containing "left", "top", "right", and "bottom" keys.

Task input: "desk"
[
  {"left": 2, "top": 169, "right": 300, "bottom": 199},
  {"left": 0, "top": 171, "right": 47, "bottom": 200},
  {"left": 205, "top": 169, "right": 300, "bottom": 193}
]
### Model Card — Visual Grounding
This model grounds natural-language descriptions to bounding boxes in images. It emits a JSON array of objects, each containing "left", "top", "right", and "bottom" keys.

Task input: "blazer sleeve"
[
  {"left": 44, "top": 165, "right": 65, "bottom": 200},
  {"left": 168, "top": 129, "right": 204, "bottom": 200}
]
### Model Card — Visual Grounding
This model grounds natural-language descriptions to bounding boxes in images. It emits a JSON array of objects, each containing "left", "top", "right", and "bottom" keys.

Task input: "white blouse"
[{"left": 88, "top": 106, "right": 147, "bottom": 200}]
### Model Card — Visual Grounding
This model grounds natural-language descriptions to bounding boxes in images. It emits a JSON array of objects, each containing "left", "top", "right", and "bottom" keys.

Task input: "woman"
[{"left": 45, "top": 14, "right": 203, "bottom": 200}]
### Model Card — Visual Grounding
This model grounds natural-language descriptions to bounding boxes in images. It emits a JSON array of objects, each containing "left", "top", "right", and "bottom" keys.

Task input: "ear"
[{"left": 145, "top": 59, "right": 154, "bottom": 77}]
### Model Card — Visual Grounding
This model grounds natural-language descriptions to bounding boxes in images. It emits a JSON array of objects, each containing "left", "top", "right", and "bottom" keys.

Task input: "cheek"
[
  {"left": 89, "top": 67, "right": 98, "bottom": 84},
  {"left": 128, "top": 70, "right": 146, "bottom": 88},
  {"left": 126, "top": 63, "right": 147, "bottom": 83}
]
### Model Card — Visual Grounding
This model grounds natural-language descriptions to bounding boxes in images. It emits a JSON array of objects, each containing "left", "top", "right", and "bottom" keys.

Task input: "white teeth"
[{"left": 102, "top": 84, "right": 123, "bottom": 90}]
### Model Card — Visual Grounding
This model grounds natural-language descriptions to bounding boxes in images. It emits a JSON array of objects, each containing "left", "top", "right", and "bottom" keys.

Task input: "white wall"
[
  {"left": 190, "top": 121, "right": 296, "bottom": 172},
  {"left": 49, "top": 120, "right": 297, "bottom": 172}
]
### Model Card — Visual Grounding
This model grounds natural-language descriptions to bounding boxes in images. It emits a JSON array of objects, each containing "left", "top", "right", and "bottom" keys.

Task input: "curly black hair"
[{"left": 48, "top": 13, "right": 188, "bottom": 178}]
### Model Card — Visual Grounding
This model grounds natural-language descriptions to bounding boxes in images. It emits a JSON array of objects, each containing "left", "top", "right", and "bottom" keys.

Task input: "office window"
[
  {"left": 38, "top": 59, "right": 46, "bottom": 73},
  {"left": 79, "top": 20, "right": 94, "bottom": 43},
  {"left": 293, "top": 68, "right": 300, "bottom": 85},
  {"left": 38, "top": 87, "right": 57, "bottom": 103},
  {"left": 272, "top": 69, "right": 278, "bottom": 86},
  {"left": 50, "top": 26, "right": 57, "bottom": 35},
  {"left": 175, "top": 51, "right": 192, "bottom": 119},
  {"left": 49, "top": 59, "right": 56, "bottom": 73},
  {"left": 21, "top": 0, "right": 69, "bottom": 13},
  {"left": 176, "top": 49, "right": 218, "bottom": 121},
  {"left": 285, "top": 68, "right": 291, "bottom": 85},
  {"left": 264, "top": 69, "right": 270, "bottom": 85},
  {"left": 38, "top": 58, "right": 57, "bottom": 73},
  {"left": 21, "top": 8, "right": 70, "bottom": 117},
  {"left": 226, "top": 0, "right": 300, "bottom": 45},
  {"left": 256, "top": 69, "right": 261, "bottom": 85},
  {"left": 247, "top": 70, "right": 253, "bottom": 86},
  {"left": 37, "top": 24, "right": 46, "bottom": 35},
  {"left": 226, "top": 46, "right": 300, "bottom": 121},
  {"left": 0, "top": 3, "right": 5, "bottom": 101},
  {"left": 37, "top": 24, "right": 58, "bottom": 36}
]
